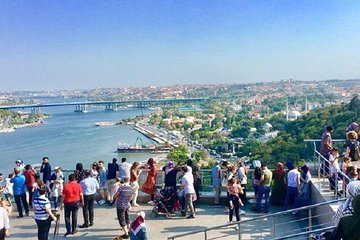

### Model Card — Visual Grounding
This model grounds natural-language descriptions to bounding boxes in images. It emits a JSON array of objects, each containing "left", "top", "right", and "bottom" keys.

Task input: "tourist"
[
  {"left": 270, "top": 162, "right": 287, "bottom": 206},
  {"left": 79, "top": 169, "right": 99, "bottom": 228},
  {"left": 61, "top": 173, "right": 83, "bottom": 237},
  {"left": 32, "top": 175, "right": 45, "bottom": 203},
  {"left": 227, "top": 176, "right": 244, "bottom": 228},
  {"left": 14, "top": 159, "right": 25, "bottom": 174},
  {"left": 181, "top": 166, "right": 196, "bottom": 219},
  {"left": 0, "top": 201, "right": 10, "bottom": 240},
  {"left": 186, "top": 159, "right": 200, "bottom": 203},
  {"left": 23, "top": 165, "right": 37, "bottom": 208},
  {"left": 329, "top": 148, "right": 341, "bottom": 192},
  {"left": 283, "top": 161, "right": 300, "bottom": 210},
  {"left": 254, "top": 163, "right": 272, "bottom": 213},
  {"left": 320, "top": 126, "right": 333, "bottom": 176},
  {"left": 130, "top": 162, "right": 141, "bottom": 207},
  {"left": 212, "top": 161, "right": 222, "bottom": 205},
  {"left": 141, "top": 158, "right": 157, "bottom": 202},
  {"left": 98, "top": 160, "right": 108, "bottom": 203},
  {"left": 0, "top": 174, "right": 13, "bottom": 207},
  {"left": 252, "top": 166, "right": 262, "bottom": 203},
  {"left": 333, "top": 170, "right": 360, "bottom": 225},
  {"left": 50, "top": 166, "right": 64, "bottom": 210},
  {"left": 345, "top": 131, "right": 360, "bottom": 163},
  {"left": 345, "top": 122, "right": 359, "bottom": 135},
  {"left": 107, "top": 158, "right": 119, "bottom": 205},
  {"left": 74, "top": 163, "right": 86, "bottom": 183},
  {"left": 90, "top": 162, "right": 99, "bottom": 181},
  {"left": 33, "top": 186, "right": 58, "bottom": 240},
  {"left": 40, "top": 157, "right": 52, "bottom": 184},
  {"left": 11, "top": 168, "right": 29, "bottom": 218},
  {"left": 113, "top": 177, "right": 134, "bottom": 239},
  {"left": 297, "top": 164, "right": 312, "bottom": 207},
  {"left": 163, "top": 161, "right": 180, "bottom": 191},
  {"left": 236, "top": 161, "right": 248, "bottom": 204},
  {"left": 119, "top": 157, "right": 132, "bottom": 181},
  {"left": 129, "top": 211, "right": 148, "bottom": 240},
  {"left": 330, "top": 194, "right": 360, "bottom": 240}
]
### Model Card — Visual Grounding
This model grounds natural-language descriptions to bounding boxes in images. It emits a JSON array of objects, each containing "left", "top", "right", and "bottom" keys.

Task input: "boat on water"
[
  {"left": 117, "top": 137, "right": 171, "bottom": 153},
  {"left": 95, "top": 121, "right": 123, "bottom": 126}
]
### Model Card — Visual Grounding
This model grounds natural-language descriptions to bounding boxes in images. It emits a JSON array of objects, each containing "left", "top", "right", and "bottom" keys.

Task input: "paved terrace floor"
[{"left": 9, "top": 198, "right": 305, "bottom": 240}]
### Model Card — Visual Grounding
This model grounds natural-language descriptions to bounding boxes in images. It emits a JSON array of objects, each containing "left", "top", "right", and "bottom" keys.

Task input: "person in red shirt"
[
  {"left": 23, "top": 164, "right": 37, "bottom": 208},
  {"left": 60, "top": 174, "right": 83, "bottom": 237}
]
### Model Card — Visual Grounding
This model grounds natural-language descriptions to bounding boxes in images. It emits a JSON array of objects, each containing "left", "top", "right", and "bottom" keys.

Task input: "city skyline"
[{"left": 1, "top": 0, "right": 360, "bottom": 91}]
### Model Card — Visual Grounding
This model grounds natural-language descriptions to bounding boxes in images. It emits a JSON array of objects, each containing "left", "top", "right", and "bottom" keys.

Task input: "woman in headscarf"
[
  {"left": 129, "top": 211, "right": 148, "bottom": 240},
  {"left": 162, "top": 161, "right": 180, "bottom": 192},
  {"left": 141, "top": 158, "right": 157, "bottom": 203},
  {"left": 270, "top": 162, "right": 287, "bottom": 206}
]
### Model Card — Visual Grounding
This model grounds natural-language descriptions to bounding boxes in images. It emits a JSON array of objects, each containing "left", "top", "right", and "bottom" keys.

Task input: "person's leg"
[
  {"left": 214, "top": 185, "right": 220, "bottom": 204},
  {"left": 44, "top": 218, "right": 52, "bottom": 240},
  {"left": 20, "top": 193, "right": 29, "bottom": 215},
  {"left": 256, "top": 186, "right": 264, "bottom": 211},
  {"left": 14, "top": 195, "right": 23, "bottom": 217},
  {"left": 27, "top": 186, "right": 33, "bottom": 208},
  {"left": 35, "top": 219, "right": 45, "bottom": 240},
  {"left": 241, "top": 184, "right": 247, "bottom": 204},
  {"left": 228, "top": 196, "right": 234, "bottom": 222},
  {"left": 234, "top": 198, "right": 240, "bottom": 222},
  {"left": 82, "top": 195, "right": 90, "bottom": 226},
  {"left": 71, "top": 203, "right": 79, "bottom": 233},
  {"left": 264, "top": 186, "right": 270, "bottom": 213},
  {"left": 187, "top": 194, "right": 195, "bottom": 217},
  {"left": 88, "top": 194, "right": 95, "bottom": 225},
  {"left": 64, "top": 203, "right": 71, "bottom": 233},
  {"left": 0, "top": 228, "right": 5, "bottom": 240},
  {"left": 283, "top": 186, "right": 291, "bottom": 210}
]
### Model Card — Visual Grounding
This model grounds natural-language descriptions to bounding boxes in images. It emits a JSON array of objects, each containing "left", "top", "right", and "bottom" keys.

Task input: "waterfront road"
[{"left": 8, "top": 201, "right": 301, "bottom": 240}]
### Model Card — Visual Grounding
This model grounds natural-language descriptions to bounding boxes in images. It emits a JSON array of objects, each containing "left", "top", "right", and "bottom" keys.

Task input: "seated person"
[{"left": 330, "top": 194, "right": 360, "bottom": 240}]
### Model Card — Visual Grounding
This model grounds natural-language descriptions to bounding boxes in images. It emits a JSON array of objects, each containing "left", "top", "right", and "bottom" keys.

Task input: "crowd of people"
[{"left": 1, "top": 122, "right": 360, "bottom": 239}]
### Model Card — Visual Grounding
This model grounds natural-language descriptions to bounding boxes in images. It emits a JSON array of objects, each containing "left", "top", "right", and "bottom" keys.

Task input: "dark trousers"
[
  {"left": 35, "top": 218, "right": 52, "bottom": 240},
  {"left": 82, "top": 194, "right": 95, "bottom": 225},
  {"left": 229, "top": 194, "right": 240, "bottom": 222},
  {"left": 116, "top": 208, "right": 130, "bottom": 228},
  {"left": 0, "top": 228, "right": 5, "bottom": 240},
  {"left": 14, "top": 193, "right": 29, "bottom": 217},
  {"left": 240, "top": 184, "right": 247, "bottom": 204},
  {"left": 284, "top": 186, "right": 298, "bottom": 210},
  {"left": 64, "top": 202, "right": 79, "bottom": 233}
]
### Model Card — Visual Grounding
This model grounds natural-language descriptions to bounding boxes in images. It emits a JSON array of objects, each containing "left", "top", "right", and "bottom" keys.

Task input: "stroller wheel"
[
  {"left": 166, "top": 212, "right": 172, "bottom": 219},
  {"left": 150, "top": 210, "right": 158, "bottom": 218}
]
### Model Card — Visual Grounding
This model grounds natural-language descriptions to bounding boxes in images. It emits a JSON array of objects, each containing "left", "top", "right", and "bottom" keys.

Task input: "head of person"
[
  {"left": 14, "top": 168, "right": 21, "bottom": 175},
  {"left": 326, "top": 125, "right": 334, "bottom": 133},
  {"left": 38, "top": 186, "right": 47, "bottom": 196},
  {"left": 147, "top": 158, "right": 155, "bottom": 167},
  {"left": 76, "top": 163, "right": 83, "bottom": 171},
  {"left": 261, "top": 163, "right": 267, "bottom": 170},
  {"left": 121, "top": 157, "right": 127, "bottom": 163},
  {"left": 68, "top": 173, "right": 76, "bottom": 182},
  {"left": 181, "top": 166, "right": 188, "bottom": 173},
  {"left": 112, "top": 158, "right": 118, "bottom": 164},
  {"left": 15, "top": 159, "right": 23, "bottom": 166},
  {"left": 347, "top": 131, "right": 358, "bottom": 141},
  {"left": 229, "top": 164, "right": 236, "bottom": 173},
  {"left": 25, "top": 164, "right": 31, "bottom": 171},
  {"left": 214, "top": 160, "right": 220, "bottom": 166},
  {"left": 331, "top": 148, "right": 340, "bottom": 157},
  {"left": 286, "top": 160, "right": 294, "bottom": 170},
  {"left": 275, "top": 162, "right": 285, "bottom": 176},
  {"left": 301, "top": 164, "right": 309, "bottom": 173},
  {"left": 0, "top": 173, "right": 3, "bottom": 181},
  {"left": 344, "top": 157, "right": 351, "bottom": 164},
  {"left": 167, "top": 161, "right": 174, "bottom": 169},
  {"left": 122, "top": 177, "right": 130, "bottom": 183},
  {"left": 42, "top": 157, "right": 49, "bottom": 164},
  {"left": 84, "top": 169, "right": 91, "bottom": 177},
  {"left": 228, "top": 176, "right": 236, "bottom": 185},
  {"left": 346, "top": 122, "right": 359, "bottom": 132},
  {"left": 92, "top": 162, "right": 98, "bottom": 169},
  {"left": 54, "top": 166, "right": 61, "bottom": 173},
  {"left": 186, "top": 159, "right": 193, "bottom": 167},
  {"left": 131, "top": 161, "right": 140, "bottom": 170},
  {"left": 98, "top": 160, "right": 104, "bottom": 168}
]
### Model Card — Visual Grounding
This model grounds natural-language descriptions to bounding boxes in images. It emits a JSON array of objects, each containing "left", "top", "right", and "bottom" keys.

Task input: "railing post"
[
  {"left": 335, "top": 172, "right": 338, "bottom": 198},
  {"left": 308, "top": 208, "right": 312, "bottom": 235},
  {"left": 273, "top": 216, "right": 276, "bottom": 238},
  {"left": 205, "top": 230, "right": 207, "bottom": 240},
  {"left": 238, "top": 222, "right": 241, "bottom": 240}
]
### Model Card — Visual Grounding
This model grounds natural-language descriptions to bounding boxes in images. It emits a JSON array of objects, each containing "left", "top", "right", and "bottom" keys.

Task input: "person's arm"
[
  {"left": 45, "top": 207, "right": 57, "bottom": 221},
  {"left": 79, "top": 192, "right": 84, "bottom": 207},
  {"left": 60, "top": 187, "right": 65, "bottom": 210}
]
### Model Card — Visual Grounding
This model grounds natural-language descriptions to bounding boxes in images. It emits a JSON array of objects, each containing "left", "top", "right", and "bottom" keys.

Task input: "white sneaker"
[
  {"left": 240, "top": 210, "right": 246, "bottom": 215},
  {"left": 235, "top": 225, "right": 239, "bottom": 230}
]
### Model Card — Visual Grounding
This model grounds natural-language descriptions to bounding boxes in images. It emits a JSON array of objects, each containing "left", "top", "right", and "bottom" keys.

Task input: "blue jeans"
[{"left": 256, "top": 185, "right": 270, "bottom": 212}]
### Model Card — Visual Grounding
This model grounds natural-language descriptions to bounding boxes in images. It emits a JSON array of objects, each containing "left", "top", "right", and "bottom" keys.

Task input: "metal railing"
[{"left": 167, "top": 198, "right": 345, "bottom": 240}]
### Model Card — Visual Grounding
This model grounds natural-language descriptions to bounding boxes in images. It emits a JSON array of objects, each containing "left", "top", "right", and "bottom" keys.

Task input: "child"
[
  {"left": 3, "top": 174, "right": 13, "bottom": 207},
  {"left": 50, "top": 167, "right": 64, "bottom": 209},
  {"left": 329, "top": 148, "right": 341, "bottom": 192},
  {"left": 227, "top": 177, "right": 244, "bottom": 209}
]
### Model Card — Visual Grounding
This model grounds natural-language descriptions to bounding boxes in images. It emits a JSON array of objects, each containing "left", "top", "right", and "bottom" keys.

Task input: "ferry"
[
  {"left": 117, "top": 144, "right": 171, "bottom": 153},
  {"left": 95, "top": 121, "right": 123, "bottom": 126}
]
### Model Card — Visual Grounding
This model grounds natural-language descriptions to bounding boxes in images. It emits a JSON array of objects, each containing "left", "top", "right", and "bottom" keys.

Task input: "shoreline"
[{"left": 0, "top": 120, "right": 44, "bottom": 134}]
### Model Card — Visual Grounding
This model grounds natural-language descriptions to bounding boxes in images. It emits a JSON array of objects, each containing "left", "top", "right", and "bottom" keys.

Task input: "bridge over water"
[{"left": 0, "top": 97, "right": 207, "bottom": 113}]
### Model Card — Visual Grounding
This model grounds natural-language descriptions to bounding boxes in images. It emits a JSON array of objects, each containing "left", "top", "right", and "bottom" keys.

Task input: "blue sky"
[{"left": 1, "top": 0, "right": 359, "bottom": 91}]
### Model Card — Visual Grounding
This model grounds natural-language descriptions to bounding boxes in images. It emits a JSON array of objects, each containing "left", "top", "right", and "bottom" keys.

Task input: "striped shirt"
[
  {"left": 115, "top": 184, "right": 134, "bottom": 210},
  {"left": 33, "top": 195, "right": 51, "bottom": 220}
]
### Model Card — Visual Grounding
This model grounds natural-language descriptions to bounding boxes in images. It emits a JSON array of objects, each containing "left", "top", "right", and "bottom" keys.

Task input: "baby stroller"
[{"left": 150, "top": 187, "right": 179, "bottom": 218}]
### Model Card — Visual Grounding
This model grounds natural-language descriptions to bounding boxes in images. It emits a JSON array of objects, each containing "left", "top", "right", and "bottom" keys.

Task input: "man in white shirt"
[
  {"left": 181, "top": 166, "right": 196, "bottom": 219},
  {"left": 284, "top": 162, "right": 300, "bottom": 210},
  {"left": 79, "top": 170, "right": 99, "bottom": 228},
  {"left": 118, "top": 158, "right": 132, "bottom": 181}
]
